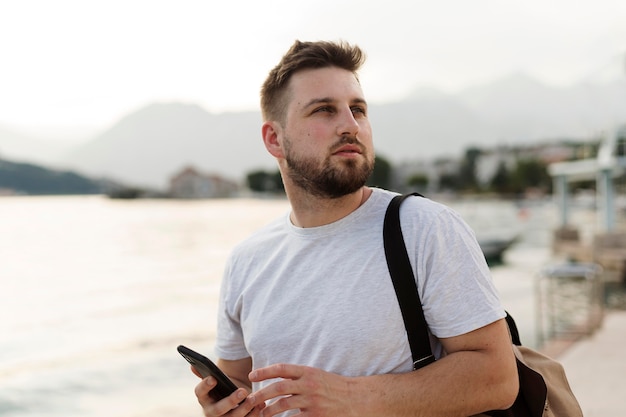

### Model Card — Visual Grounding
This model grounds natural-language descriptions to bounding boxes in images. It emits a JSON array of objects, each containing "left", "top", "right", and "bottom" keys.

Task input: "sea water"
[{"left": 0, "top": 194, "right": 564, "bottom": 416}]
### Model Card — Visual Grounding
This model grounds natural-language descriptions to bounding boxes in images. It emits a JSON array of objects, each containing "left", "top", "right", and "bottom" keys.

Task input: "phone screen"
[{"left": 177, "top": 345, "right": 239, "bottom": 401}]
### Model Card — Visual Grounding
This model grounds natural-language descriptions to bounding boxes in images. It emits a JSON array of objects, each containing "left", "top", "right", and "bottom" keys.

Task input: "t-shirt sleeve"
[
  {"left": 405, "top": 201, "right": 506, "bottom": 338},
  {"left": 214, "top": 255, "right": 250, "bottom": 360}
]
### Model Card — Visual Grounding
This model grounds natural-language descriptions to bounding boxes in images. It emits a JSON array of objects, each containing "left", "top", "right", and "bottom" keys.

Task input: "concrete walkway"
[{"left": 557, "top": 310, "right": 626, "bottom": 417}]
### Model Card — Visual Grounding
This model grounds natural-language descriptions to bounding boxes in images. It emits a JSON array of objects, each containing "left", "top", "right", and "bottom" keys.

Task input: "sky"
[{"left": 1, "top": 0, "right": 625, "bottom": 142}]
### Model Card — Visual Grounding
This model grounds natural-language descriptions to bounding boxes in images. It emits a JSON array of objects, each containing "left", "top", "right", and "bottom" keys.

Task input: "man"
[{"left": 192, "top": 40, "right": 518, "bottom": 417}]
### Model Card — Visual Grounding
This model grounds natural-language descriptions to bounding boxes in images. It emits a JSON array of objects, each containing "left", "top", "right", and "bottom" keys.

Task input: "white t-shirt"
[{"left": 215, "top": 188, "right": 505, "bottom": 388}]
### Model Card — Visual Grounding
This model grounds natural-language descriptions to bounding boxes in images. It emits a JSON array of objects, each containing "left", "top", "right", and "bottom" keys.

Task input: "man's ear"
[{"left": 262, "top": 121, "right": 284, "bottom": 159}]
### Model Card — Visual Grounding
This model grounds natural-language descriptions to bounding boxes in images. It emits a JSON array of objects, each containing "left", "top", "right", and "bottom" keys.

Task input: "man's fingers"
[
  {"left": 190, "top": 365, "right": 203, "bottom": 379},
  {"left": 194, "top": 377, "right": 255, "bottom": 416},
  {"left": 249, "top": 363, "right": 303, "bottom": 382},
  {"left": 194, "top": 377, "right": 217, "bottom": 405}
]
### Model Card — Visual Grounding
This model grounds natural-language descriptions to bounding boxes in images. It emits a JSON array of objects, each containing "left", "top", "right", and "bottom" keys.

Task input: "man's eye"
[
  {"left": 351, "top": 106, "right": 366, "bottom": 115},
  {"left": 314, "top": 106, "right": 332, "bottom": 113}
]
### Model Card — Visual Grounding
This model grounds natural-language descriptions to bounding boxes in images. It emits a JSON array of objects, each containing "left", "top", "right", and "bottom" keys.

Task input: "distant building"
[
  {"left": 169, "top": 166, "right": 239, "bottom": 198},
  {"left": 0, "top": 187, "right": 17, "bottom": 196},
  {"left": 391, "top": 139, "right": 585, "bottom": 193},
  {"left": 392, "top": 157, "right": 461, "bottom": 193}
]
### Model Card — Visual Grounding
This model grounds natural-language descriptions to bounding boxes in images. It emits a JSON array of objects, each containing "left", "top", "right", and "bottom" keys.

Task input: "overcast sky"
[{"left": 1, "top": 0, "right": 625, "bottom": 141}]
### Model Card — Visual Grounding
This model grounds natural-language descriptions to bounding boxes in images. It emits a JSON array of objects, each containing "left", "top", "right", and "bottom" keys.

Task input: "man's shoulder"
[
  {"left": 384, "top": 190, "right": 452, "bottom": 218},
  {"left": 231, "top": 214, "right": 288, "bottom": 256}
]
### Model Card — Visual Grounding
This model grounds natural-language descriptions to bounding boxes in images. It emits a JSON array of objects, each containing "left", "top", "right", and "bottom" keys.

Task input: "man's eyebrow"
[
  {"left": 302, "top": 97, "right": 333, "bottom": 108},
  {"left": 302, "top": 97, "right": 367, "bottom": 108}
]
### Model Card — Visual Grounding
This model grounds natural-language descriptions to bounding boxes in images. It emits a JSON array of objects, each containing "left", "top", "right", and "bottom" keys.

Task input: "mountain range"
[{"left": 1, "top": 72, "right": 625, "bottom": 189}]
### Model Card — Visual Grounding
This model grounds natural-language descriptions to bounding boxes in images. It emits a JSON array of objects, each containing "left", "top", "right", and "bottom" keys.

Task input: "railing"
[{"left": 536, "top": 262, "right": 604, "bottom": 348}]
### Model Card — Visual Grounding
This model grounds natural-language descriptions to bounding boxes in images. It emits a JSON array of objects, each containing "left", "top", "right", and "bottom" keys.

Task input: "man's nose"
[{"left": 336, "top": 108, "right": 360, "bottom": 137}]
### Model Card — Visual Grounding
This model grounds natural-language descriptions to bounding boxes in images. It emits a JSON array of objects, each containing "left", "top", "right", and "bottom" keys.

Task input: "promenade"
[{"left": 557, "top": 309, "right": 626, "bottom": 416}]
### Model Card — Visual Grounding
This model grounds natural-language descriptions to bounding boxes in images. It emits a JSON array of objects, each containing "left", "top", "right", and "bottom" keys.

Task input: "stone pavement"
[{"left": 557, "top": 310, "right": 626, "bottom": 417}]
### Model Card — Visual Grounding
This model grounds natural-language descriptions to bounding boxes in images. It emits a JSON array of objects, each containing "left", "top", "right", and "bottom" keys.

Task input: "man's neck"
[{"left": 287, "top": 186, "right": 372, "bottom": 228}]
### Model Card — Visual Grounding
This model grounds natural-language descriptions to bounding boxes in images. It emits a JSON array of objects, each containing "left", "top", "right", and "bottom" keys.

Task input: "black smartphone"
[{"left": 177, "top": 345, "right": 239, "bottom": 401}]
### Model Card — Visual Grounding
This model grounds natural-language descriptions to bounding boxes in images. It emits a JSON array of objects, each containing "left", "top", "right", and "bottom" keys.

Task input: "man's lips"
[{"left": 332, "top": 144, "right": 363, "bottom": 155}]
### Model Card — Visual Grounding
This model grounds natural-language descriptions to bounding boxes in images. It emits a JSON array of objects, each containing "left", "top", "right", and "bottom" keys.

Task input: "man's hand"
[
  {"left": 192, "top": 369, "right": 264, "bottom": 417},
  {"left": 247, "top": 364, "right": 357, "bottom": 417},
  {"left": 247, "top": 319, "right": 517, "bottom": 417}
]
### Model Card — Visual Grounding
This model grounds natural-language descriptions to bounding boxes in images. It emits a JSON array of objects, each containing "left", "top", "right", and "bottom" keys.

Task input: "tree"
[
  {"left": 489, "top": 161, "right": 512, "bottom": 194},
  {"left": 367, "top": 155, "right": 392, "bottom": 189},
  {"left": 246, "top": 169, "right": 284, "bottom": 193},
  {"left": 457, "top": 147, "right": 481, "bottom": 192},
  {"left": 439, "top": 173, "right": 461, "bottom": 191},
  {"left": 510, "top": 159, "right": 551, "bottom": 194},
  {"left": 406, "top": 173, "right": 429, "bottom": 190}
]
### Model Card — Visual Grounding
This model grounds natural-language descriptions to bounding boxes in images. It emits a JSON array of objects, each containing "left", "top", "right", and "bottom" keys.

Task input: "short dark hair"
[{"left": 260, "top": 40, "right": 366, "bottom": 123}]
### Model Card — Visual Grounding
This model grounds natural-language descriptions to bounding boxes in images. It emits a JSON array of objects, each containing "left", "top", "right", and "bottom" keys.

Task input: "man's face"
[{"left": 279, "top": 66, "right": 375, "bottom": 198}]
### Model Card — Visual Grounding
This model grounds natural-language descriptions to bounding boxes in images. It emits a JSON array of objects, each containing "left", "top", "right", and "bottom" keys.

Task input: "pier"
[
  {"left": 549, "top": 124, "right": 626, "bottom": 285},
  {"left": 544, "top": 126, "right": 626, "bottom": 415}
]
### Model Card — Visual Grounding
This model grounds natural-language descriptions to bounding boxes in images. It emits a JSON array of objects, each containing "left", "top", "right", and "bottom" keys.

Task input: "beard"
[{"left": 283, "top": 136, "right": 375, "bottom": 199}]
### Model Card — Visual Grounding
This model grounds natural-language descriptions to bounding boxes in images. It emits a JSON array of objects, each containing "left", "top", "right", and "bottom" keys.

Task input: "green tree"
[
  {"left": 270, "top": 170, "right": 285, "bottom": 192},
  {"left": 510, "top": 159, "right": 551, "bottom": 194},
  {"left": 457, "top": 147, "right": 481, "bottom": 191},
  {"left": 439, "top": 173, "right": 461, "bottom": 191},
  {"left": 367, "top": 155, "right": 392, "bottom": 189},
  {"left": 246, "top": 169, "right": 284, "bottom": 193},
  {"left": 489, "top": 161, "right": 512, "bottom": 194},
  {"left": 406, "top": 173, "right": 429, "bottom": 190},
  {"left": 247, "top": 170, "right": 268, "bottom": 192}
]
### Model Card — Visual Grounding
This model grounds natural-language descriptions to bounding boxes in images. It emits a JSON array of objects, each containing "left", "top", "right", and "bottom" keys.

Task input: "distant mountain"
[
  {"left": 456, "top": 73, "right": 626, "bottom": 140},
  {"left": 369, "top": 92, "right": 496, "bottom": 160},
  {"left": 60, "top": 102, "right": 274, "bottom": 188},
  {"left": 56, "top": 97, "right": 502, "bottom": 188},
  {"left": 3, "top": 72, "right": 625, "bottom": 189},
  {"left": 0, "top": 126, "right": 74, "bottom": 165},
  {"left": 0, "top": 158, "right": 107, "bottom": 195}
]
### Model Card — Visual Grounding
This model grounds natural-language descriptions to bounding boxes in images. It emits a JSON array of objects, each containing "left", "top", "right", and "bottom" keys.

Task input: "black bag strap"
[
  {"left": 384, "top": 193, "right": 524, "bottom": 372},
  {"left": 383, "top": 192, "right": 435, "bottom": 370},
  {"left": 506, "top": 311, "right": 522, "bottom": 346}
]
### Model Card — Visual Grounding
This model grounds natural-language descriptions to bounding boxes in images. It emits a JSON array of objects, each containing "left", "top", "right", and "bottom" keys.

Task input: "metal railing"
[{"left": 536, "top": 262, "right": 604, "bottom": 347}]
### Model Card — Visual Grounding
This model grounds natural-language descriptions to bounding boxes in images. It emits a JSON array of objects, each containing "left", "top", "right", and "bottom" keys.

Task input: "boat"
[{"left": 479, "top": 235, "right": 518, "bottom": 264}]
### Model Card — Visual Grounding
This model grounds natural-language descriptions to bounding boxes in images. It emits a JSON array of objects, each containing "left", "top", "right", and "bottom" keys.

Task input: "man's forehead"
[{"left": 288, "top": 67, "right": 363, "bottom": 101}]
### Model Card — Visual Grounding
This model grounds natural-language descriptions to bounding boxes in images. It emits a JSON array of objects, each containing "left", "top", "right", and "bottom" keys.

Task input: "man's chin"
[{"left": 320, "top": 177, "right": 370, "bottom": 199}]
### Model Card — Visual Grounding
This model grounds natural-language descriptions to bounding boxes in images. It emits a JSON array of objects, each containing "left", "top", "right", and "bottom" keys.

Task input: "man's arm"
[
  {"left": 248, "top": 318, "right": 518, "bottom": 417},
  {"left": 218, "top": 357, "right": 254, "bottom": 390},
  {"left": 361, "top": 317, "right": 519, "bottom": 416}
]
